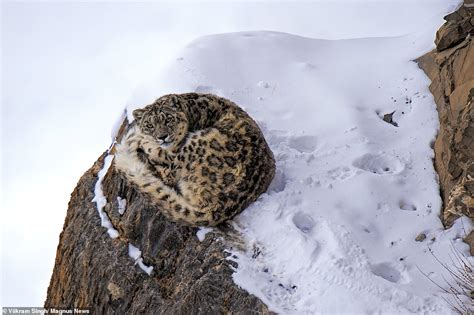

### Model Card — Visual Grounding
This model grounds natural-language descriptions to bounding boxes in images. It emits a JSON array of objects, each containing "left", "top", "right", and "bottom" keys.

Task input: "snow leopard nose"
[{"left": 156, "top": 134, "right": 168, "bottom": 141}]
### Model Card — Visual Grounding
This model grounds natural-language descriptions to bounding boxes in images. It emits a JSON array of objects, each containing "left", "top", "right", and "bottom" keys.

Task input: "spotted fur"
[{"left": 114, "top": 93, "right": 275, "bottom": 226}]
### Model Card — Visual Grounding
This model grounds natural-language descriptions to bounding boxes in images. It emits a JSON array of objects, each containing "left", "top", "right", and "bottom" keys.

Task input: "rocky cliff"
[
  {"left": 417, "top": 2, "right": 474, "bottom": 251},
  {"left": 44, "top": 120, "right": 269, "bottom": 313}
]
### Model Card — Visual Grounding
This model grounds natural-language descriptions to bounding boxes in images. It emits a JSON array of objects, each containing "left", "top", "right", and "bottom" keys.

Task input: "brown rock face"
[
  {"left": 418, "top": 3, "right": 474, "bottom": 250},
  {"left": 435, "top": 6, "right": 474, "bottom": 51},
  {"left": 44, "top": 121, "right": 269, "bottom": 313}
]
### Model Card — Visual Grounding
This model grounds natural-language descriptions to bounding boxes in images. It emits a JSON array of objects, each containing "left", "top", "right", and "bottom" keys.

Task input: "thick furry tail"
[{"left": 113, "top": 128, "right": 214, "bottom": 226}]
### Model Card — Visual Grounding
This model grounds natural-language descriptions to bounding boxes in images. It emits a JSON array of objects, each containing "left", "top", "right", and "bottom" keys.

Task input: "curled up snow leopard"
[{"left": 114, "top": 93, "right": 275, "bottom": 227}]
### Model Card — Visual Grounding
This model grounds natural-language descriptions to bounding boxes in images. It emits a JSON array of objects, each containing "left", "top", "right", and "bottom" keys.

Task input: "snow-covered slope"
[{"left": 128, "top": 29, "right": 472, "bottom": 313}]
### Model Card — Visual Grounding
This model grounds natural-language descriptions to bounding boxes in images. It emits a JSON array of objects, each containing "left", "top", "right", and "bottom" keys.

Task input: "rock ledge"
[{"left": 44, "top": 121, "right": 269, "bottom": 313}]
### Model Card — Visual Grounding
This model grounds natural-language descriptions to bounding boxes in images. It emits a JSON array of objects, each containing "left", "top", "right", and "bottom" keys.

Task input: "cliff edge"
[{"left": 417, "top": 2, "right": 474, "bottom": 251}]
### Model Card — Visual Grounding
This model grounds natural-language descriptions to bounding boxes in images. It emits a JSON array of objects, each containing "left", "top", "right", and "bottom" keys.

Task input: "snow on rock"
[
  {"left": 128, "top": 244, "right": 154, "bottom": 276},
  {"left": 117, "top": 196, "right": 127, "bottom": 216},
  {"left": 196, "top": 227, "right": 213, "bottom": 242},
  {"left": 125, "top": 8, "right": 470, "bottom": 313},
  {"left": 93, "top": 154, "right": 154, "bottom": 276},
  {"left": 92, "top": 155, "right": 119, "bottom": 239},
  {"left": 110, "top": 109, "right": 127, "bottom": 141}
]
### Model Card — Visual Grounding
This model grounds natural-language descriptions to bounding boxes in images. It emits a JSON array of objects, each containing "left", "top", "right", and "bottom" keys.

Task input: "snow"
[
  {"left": 128, "top": 244, "right": 154, "bottom": 276},
  {"left": 1, "top": 0, "right": 465, "bottom": 308},
  {"left": 92, "top": 155, "right": 119, "bottom": 239},
  {"left": 117, "top": 196, "right": 127, "bottom": 216},
  {"left": 93, "top": 157, "right": 153, "bottom": 276},
  {"left": 111, "top": 110, "right": 127, "bottom": 141},
  {"left": 125, "top": 7, "right": 470, "bottom": 314},
  {"left": 196, "top": 227, "right": 213, "bottom": 242}
]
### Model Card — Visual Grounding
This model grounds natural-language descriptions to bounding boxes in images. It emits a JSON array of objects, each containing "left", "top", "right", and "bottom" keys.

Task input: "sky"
[{"left": 1, "top": 0, "right": 461, "bottom": 307}]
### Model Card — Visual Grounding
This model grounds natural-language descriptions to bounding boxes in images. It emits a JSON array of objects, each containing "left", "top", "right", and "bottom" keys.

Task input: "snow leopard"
[{"left": 114, "top": 93, "right": 275, "bottom": 226}]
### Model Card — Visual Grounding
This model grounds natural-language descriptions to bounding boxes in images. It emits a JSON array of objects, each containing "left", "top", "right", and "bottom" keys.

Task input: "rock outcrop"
[
  {"left": 44, "top": 120, "right": 269, "bottom": 313},
  {"left": 417, "top": 2, "right": 473, "bottom": 251}
]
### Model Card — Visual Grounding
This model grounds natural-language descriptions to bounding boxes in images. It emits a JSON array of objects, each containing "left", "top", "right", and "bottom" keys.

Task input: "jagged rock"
[
  {"left": 44, "top": 120, "right": 270, "bottom": 313},
  {"left": 382, "top": 111, "right": 398, "bottom": 127},
  {"left": 435, "top": 5, "right": 474, "bottom": 51},
  {"left": 415, "top": 233, "right": 427, "bottom": 242},
  {"left": 418, "top": 3, "right": 474, "bottom": 251}
]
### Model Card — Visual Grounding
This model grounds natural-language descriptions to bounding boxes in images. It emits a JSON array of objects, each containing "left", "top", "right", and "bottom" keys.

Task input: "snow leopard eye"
[
  {"left": 146, "top": 123, "right": 154, "bottom": 129},
  {"left": 165, "top": 116, "right": 175, "bottom": 125}
]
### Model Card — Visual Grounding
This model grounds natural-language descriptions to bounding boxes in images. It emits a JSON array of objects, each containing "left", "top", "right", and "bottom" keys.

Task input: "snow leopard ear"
[{"left": 133, "top": 108, "right": 146, "bottom": 121}]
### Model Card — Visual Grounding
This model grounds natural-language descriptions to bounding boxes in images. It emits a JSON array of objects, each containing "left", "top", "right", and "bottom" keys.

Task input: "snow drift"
[{"left": 127, "top": 29, "right": 472, "bottom": 313}]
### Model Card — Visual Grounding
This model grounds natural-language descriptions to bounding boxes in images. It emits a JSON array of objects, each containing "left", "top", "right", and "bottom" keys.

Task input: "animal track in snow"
[
  {"left": 352, "top": 153, "right": 404, "bottom": 175},
  {"left": 287, "top": 135, "right": 318, "bottom": 153},
  {"left": 327, "top": 166, "right": 355, "bottom": 181},
  {"left": 370, "top": 262, "right": 410, "bottom": 284},
  {"left": 399, "top": 199, "right": 417, "bottom": 211},
  {"left": 257, "top": 81, "right": 270, "bottom": 88},
  {"left": 292, "top": 212, "right": 315, "bottom": 233},
  {"left": 300, "top": 176, "right": 321, "bottom": 187},
  {"left": 262, "top": 283, "right": 297, "bottom": 313}
]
